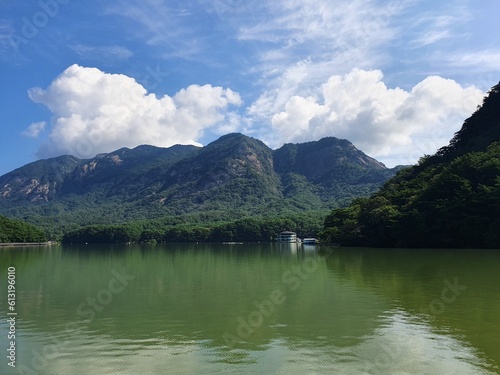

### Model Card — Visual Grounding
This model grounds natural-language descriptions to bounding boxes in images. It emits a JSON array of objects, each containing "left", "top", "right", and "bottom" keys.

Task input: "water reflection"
[
  {"left": 0, "top": 244, "right": 498, "bottom": 374},
  {"left": 323, "top": 247, "right": 500, "bottom": 372}
]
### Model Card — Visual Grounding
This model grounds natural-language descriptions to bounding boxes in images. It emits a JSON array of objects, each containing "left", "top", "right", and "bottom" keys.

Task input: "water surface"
[{"left": 0, "top": 244, "right": 499, "bottom": 374}]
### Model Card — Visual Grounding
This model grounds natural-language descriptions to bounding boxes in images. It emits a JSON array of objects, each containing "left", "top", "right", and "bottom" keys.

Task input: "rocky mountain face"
[
  {"left": 1, "top": 145, "right": 198, "bottom": 202},
  {"left": 0, "top": 133, "right": 401, "bottom": 226},
  {"left": 274, "top": 137, "right": 386, "bottom": 180}
]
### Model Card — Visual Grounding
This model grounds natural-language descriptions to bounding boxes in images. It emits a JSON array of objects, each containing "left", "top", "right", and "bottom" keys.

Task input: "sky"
[{"left": 1, "top": 0, "right": 499, "bottom": 176}]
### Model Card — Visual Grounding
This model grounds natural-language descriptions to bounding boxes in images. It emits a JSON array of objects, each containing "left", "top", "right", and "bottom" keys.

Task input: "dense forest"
[
  {"left": 321, "top": 82, "right": 500, "bottom": 248},
  {"left": 61, "top": 212, "right": 324, "bottom": 244},
  {"left": 0, "top": 215, "right": 47, "bottom": 243}
]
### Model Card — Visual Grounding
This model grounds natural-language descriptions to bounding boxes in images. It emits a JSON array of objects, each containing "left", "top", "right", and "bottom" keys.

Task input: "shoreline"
[{"left": 0, "top": 242, "right": 57, "bottom": 247}]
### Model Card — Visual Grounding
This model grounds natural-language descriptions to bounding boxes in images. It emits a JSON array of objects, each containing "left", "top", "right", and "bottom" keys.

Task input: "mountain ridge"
[{"left": 0, "top": 133, "right": 401, "bottom": 236}]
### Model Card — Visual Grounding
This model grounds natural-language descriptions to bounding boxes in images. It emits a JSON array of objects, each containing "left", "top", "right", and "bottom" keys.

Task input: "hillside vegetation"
[
  {"left": 0, "top": 215, "right": 47, "bottom": 243},
  {"left": 0, "top": 134, "right": 400, "bottom": 240},
  {"left": 321, "top": 82, "right": 500, "bottom": 248}
]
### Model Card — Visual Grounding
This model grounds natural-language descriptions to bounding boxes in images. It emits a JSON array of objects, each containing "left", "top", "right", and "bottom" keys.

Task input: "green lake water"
[{"left": 0, "top": 243, "right": 499, "bottom": 374}]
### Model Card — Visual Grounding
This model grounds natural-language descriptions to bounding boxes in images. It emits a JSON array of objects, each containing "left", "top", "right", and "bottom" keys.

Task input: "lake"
[{"left": 1, "top": 243, "right": 499, "bottom": 374}]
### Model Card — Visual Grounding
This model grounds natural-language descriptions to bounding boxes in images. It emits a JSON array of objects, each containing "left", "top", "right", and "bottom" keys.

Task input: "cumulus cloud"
[
  {"left": 29, "top": 64, "right": 242, "bottom": 158},
  {"left": 242, "top": 0, "right": 405, "bottom": 99},
  {"left": 22, "top": 122, "right": 47, "bottom": 138},
  {"left": 269, "top": 69, "right": 484, "bottom": 166},
  {"left": 236, "top": 0, "right": 490, "bottom": 164},
  {"left": 25, "top": 65, "right": 486, "bottom": 168}
]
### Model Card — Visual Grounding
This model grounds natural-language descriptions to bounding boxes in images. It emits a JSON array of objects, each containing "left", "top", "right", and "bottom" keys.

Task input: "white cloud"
[
  {"left": 105, "top": 0, "right": 204, "bottom": 61},
  {"left": 268, "top": 69, "right": 484, "bottom": 166},
  {"left": 242, "top": 0, "right": 410, "bottom": 125},
  {"left": 406, "top": 8, "right": 472, "bottom": 50},
  {"left": 29, "top": 64, "right": 242, "bottom": 158},
  {"left": 447, "top": 50, "right": 500, "bottom": 72},
  {"left": 412, "top": 29, "right": 452, "bottom": 47},
  {"left": 238, "top": 0, "right": 402, "bottom": 50},
  {"left": 240, "top": 0, "right": 490, "bottom": 134},
  {"left": 22, "top": 122, "right": 47, "bottom": 138}
]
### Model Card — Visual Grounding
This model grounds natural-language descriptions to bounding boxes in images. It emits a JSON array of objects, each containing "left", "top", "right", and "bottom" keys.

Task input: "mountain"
[
  {"left": 0, "top": 134, "right": 400, "bottom": 236},
  {"left": 322, "top": 82, "right": 500, "bottom": 248},
  {"left": 274, "top": 137, "right": 386, "bottom": 179},
  {"left": 1, "top": 144, "right": 199, "bottom": 202},
  {"left": 274, "top": 137, "right": 399, "bottom": 208},
  {"left": 144, "top": 133, "right": 282, "bottom": 214}
]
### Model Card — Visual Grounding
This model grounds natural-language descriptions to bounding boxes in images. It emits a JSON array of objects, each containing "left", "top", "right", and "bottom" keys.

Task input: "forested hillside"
[
  {"left": 321, "top": 82, "right": 500, "bottom": 248},
  {"left": 0, "top": 134, "right": 400, "bottom": 240},
  {"left": 0, "top": 215, "right": 47, "bottom": 243}
]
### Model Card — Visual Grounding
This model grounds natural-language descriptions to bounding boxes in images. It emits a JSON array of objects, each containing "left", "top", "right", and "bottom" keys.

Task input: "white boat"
[
  {"left": 302, "top": 238, "right": 318, "bottom": 245},
  {"left": 276, "top": 231, "right": 297, "bottom": 242}
]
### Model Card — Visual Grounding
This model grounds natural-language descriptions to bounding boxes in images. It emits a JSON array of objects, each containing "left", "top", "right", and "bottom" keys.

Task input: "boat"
[
  {"left": 302, "top": 238, "right": 318, "bottom": 245},
  {"left": 276, "top": 231, "right": 297, "bottom": 242}
]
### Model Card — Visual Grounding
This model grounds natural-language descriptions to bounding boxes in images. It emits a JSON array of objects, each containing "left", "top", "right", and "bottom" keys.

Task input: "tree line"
[
  {"left": 0, "top": 215, "right": 47, "bottom": 243},
  {"left": 61, "top": 213, "right": 325, "bottom": 244}
]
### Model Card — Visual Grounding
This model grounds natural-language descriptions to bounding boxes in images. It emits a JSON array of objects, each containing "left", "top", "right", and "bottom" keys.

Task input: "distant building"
[{"left": 276, "top": 231, "right": 297, "bottom": 242}]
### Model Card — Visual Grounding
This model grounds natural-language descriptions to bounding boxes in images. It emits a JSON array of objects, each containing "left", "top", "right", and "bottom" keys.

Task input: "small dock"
[{"left": 0, "top": 242, "right": 55, "bottom": 247}]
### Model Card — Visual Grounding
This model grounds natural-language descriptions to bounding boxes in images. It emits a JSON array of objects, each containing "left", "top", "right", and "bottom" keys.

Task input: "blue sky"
[{"left": 1, "top": 0, "right": 499, "bottom": 175}]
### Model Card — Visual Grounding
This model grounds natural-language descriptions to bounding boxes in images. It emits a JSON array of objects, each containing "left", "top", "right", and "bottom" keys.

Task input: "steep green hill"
[
  {"left": 0, "top": 215, "right": 46, "bottom": 243},
  {"left": 322, "top": 82, "right": 500, "bottom": 248}
]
